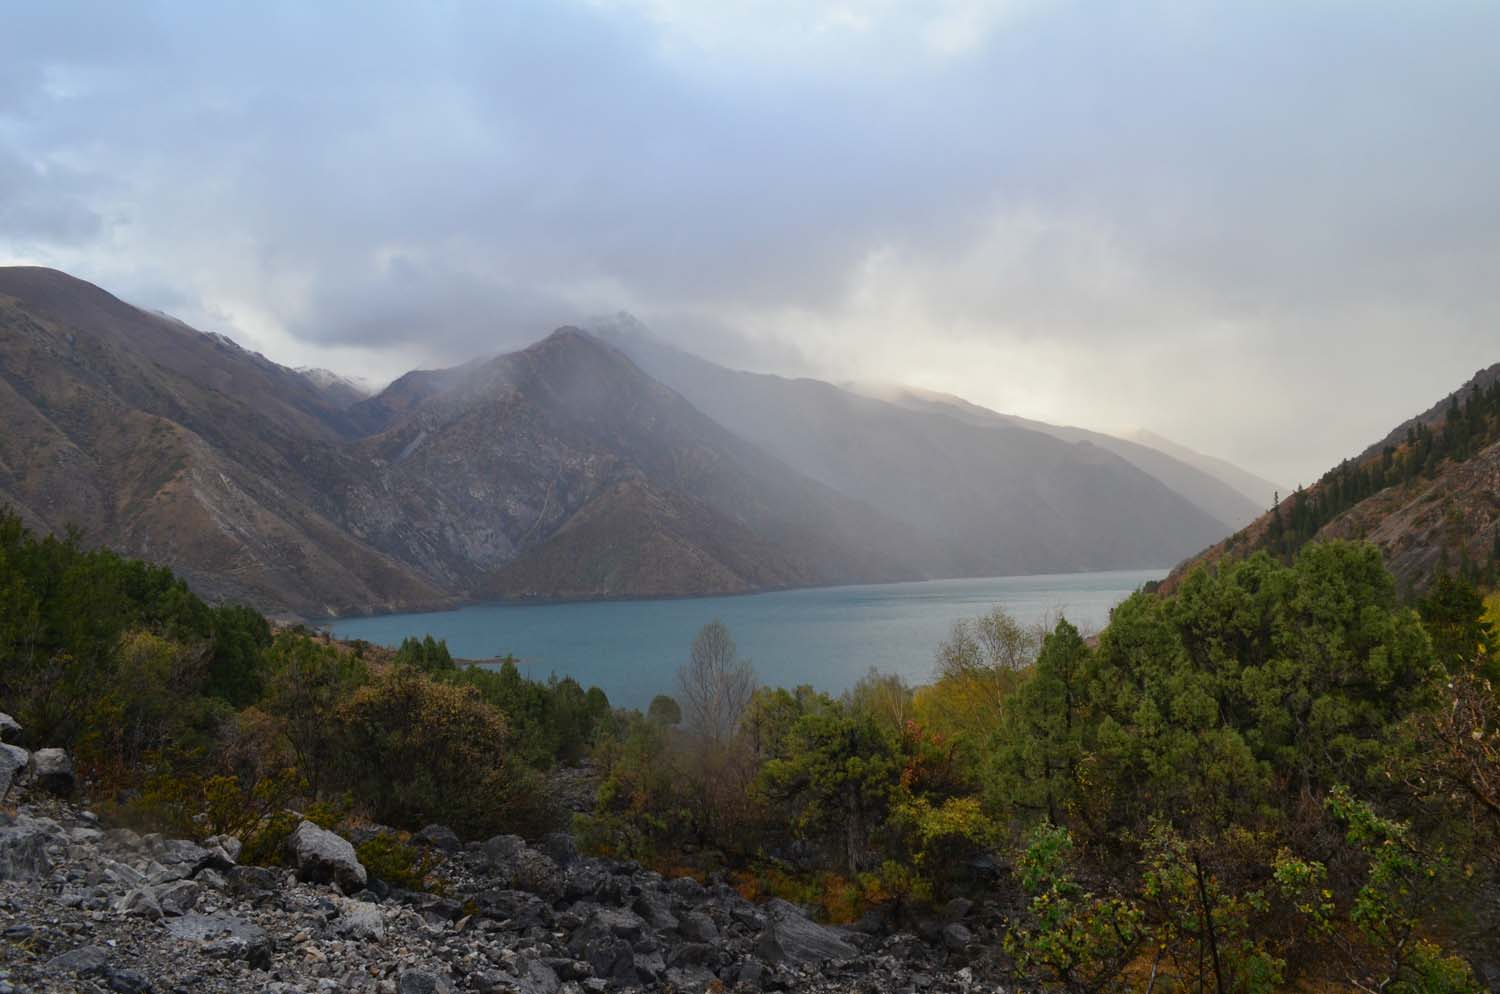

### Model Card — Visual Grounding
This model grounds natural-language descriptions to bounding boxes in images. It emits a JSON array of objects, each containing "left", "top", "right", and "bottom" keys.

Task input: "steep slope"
[
  {"left": 852, "top": 383, "right": 1267, "bottom": 530},
  {"left": 1166, "top": 364, "right": 1500, "bottom": 593},
  {"left": 339, "top": 329, "right": 919, "bottom": 599},
  {"left": 0, "top": 268, "right": 450, "bottom": 617},
  {"left": 1123, "top": 428, "right": 1281, "bottom": 511},
  {"left": 598, "top": 323, "right": 1231, "bottom": 574},
  {"left": 0, "top": 268, "right": 917, "bottom": 612}
]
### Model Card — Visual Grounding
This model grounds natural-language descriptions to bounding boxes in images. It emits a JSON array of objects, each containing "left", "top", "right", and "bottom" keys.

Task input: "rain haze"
[{"left": 3, "top": 1, "right": 1498, "bottom": 486}]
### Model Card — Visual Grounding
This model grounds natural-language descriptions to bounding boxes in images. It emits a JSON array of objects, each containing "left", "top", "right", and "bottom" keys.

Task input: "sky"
[{"left": 2, "top": 1, "right": 1498, "bottom": 487}]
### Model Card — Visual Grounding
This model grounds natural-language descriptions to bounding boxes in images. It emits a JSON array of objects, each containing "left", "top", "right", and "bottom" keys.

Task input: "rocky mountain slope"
[
  {"left": 597, "top": 322, "right": 1232, "bottom": 575},
  {"left": 1166, "top": 363, "right": 1500, "bottom": 592},
  {"left": 0, "top": 269, "right": 910, "bottom": 615},
  {"left": 1, "top": 267, "right": 1246, "bottom": 617},
  {"left": 0, "top": 742, "right": 1005, "bottom": 994}
]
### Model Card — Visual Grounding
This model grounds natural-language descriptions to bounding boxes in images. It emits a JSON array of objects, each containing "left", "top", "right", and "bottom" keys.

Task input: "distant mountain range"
[
  {"left": 1167, "top": 362, "right": 1500, "bottom": 592},
  {"left": 1, "top": 268, "right": 1272, "bottom": 617}
]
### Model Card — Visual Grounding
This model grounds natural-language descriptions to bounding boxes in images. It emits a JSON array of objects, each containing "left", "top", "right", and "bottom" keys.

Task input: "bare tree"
[{"left": 677, "top": 620, "right": 756, "bottom": 746}]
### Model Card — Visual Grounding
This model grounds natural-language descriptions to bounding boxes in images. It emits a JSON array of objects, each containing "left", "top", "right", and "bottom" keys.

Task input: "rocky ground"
[{"left": 0, "top": 735, "right": 1016, "bottom": 993}]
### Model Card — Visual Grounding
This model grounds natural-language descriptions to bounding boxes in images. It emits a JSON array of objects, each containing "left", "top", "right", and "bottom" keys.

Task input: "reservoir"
[{"left": 328, "top": 569, "right": 1163, "bottom": 709}]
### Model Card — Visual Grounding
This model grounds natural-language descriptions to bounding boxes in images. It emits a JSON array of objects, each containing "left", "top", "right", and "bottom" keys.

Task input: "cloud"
[{"left": 1, "top": 0, "right": 1497, "bottom": 484}]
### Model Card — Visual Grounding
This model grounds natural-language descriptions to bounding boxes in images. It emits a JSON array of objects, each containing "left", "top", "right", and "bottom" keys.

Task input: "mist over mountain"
[
  {"left": 0, "top": 268, "right": 1256, "bottom": 617},
  {"left": 594, "top": 317, "right": 1232, "bottom": 576}
]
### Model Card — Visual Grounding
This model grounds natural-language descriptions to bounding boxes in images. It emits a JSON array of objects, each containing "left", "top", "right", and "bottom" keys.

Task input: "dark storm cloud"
[{"left": 2, "top": 1, "right": 1498, "bottom": 482}]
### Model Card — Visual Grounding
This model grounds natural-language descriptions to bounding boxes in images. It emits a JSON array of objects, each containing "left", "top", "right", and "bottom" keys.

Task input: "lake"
[{"left": 327, "top": 569, "right": 1164, "bottom": 709}]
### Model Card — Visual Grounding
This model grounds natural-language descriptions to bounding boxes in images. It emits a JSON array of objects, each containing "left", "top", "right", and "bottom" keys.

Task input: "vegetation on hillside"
[
  {"left": 5, "top": 504, "right": 1500, "bottom": 989},
  {"left": 581, "top": 544, "right": 1500, "bottom": 992},
  {"left": 1211, "top": 376, "right": 1500, "bottom": 584},
  {"left": 0, "top": 510, "right": 611, "bottom": 845}
]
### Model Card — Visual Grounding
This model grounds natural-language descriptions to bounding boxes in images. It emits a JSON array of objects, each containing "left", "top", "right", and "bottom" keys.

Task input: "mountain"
[
  {"left": 0, "top": 268, "right": 911, "bottom": 615},
  {"left": 1122, "top": 428, "right": 1281, "bottom": 511},
  {"left": 848, "top": 382, "right": 1267, "bottom": 531},
  {"left": 1165, "top": 363, "right": 1500, "bottom": 593},
  {"left": 595, "top": 320, "right": 1232, "bottom": 576},
  {"left": 0, "top": 267, "right": 449, "bottom": 617},
  {"left": 297, "top": 367, "right": 377, "bottom": 409},
  {"left": 337, "top": 328, "right": 918, "bottom": 599}
]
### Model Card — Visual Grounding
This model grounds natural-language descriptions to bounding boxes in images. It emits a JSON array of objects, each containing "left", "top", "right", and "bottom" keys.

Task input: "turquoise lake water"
[{"left": 327, "top": 570, "right": 1164, "bottom": 709}]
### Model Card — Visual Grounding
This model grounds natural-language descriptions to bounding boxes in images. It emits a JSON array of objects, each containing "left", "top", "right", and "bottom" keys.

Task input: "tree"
[
  {"left": 647, "top": 694, "right": 682, "bottom": 726},
  {"left": 677, "top": 620, "right": 756, "bottom": 745}
]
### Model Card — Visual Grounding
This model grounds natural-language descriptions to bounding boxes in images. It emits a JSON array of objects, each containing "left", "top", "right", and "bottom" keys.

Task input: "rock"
[
  {"left": 0, "top": 743, "right": 28, "bottom": 798},
  {"left": 158, "top": 879, "right": 202, "bottom": 916},
  {"left": 334, "top": 898, "right": 386, "bottom": 941},
  {"left": 754, "top": 898, "right": 859, "bottom": 966},
  {"left": 398, "top": 970, "right": 456, "bottom": 994},
  {"left": 679, "top": 910, "right": 719, "bottom": 943},
  {"left": 942, "top": 922, "right": 973, "bottom": 950},
  {"left": 0, "top": 820, "right": 53, "bottom": 880},
  {"left": 287, "top": 820, "right": 367, "bottom": 894},
  {"left": 44, "top": 944, "right": 110, "bottom": 976},
  {"left": 539, "top": 831, "right": 579, "bottom": 867},
  {"left": 106, "top": 968, "right": 154, "bottom": 994},
  {"left": 0, "top": 712, "right": 20, "bottom": 741},
  {"left": 29, "top": 747, "right": 75, "bottom": 796},
  {"left": 415, "top": 824, "right": 462, "bottom": 853},
  {"left": 634, "top": 891, "right": 679, "bottom": 931},
  {"left": 205, "top": 833, "right": 242, "bottom": 862},
  {"left": 482, "top": 833, "right": 526, "bottom": 870},
  {"left": 164, "top": 913, "right": 273, "bottom": 969},
  {"left": 115, "top": 885, "right": 163, "bottom": 920},
  {"left": 943, "top": 897, "right": 974, "bottom": 921}
]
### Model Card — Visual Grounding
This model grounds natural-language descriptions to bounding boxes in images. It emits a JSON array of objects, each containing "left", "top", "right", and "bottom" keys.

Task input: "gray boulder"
[
  {"left": 158, "top": 879, "right": 202, "bottom": 916},
  {"left": 44, "top": 944, "right": 110, "bottom": 977},
  {"left": 204, "top": 833, "right": 242, "bottom": 862},
  {"left": 0, "top": 712, "right": 21, "bottom": 741},
  {"left": 286, "top": 819, "right": 366, "bottom": 894},
  {"left": 114, "top": 886, "right": 163, "bottom": 920},
  {"left": 679, "top": 910, "right": 719, "bottom": 943},
  {"left": 0, "top": 819, "right": 54, "bottom": 881},
  {"left": 415, "top": 824, "right": 462, "bottom": 853},
  {"left": 0, "top": 743, "right": 28, "bottom": 798},
  {"left": 333, "top": 898, "right": 385, "bottom": 941},
  {"left": 29, "top": 747, "right": 75, "bottom": 796},
  {"left": 398, "top": 971, "right": 456, "bottom": 994},
  {"left": 164, "top": 914, "right": 273, "bottom": 969},
  {"left": 754, "top": 898, "right": 859, "bottom": 966}
]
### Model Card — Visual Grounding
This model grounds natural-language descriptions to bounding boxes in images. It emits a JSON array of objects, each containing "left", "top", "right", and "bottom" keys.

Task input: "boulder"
[
  {"left": 679, "top": 910, "right": 719, "bottom": 943},
  {"left": 754, "top": 898, "right": 859, "bottom": 966},
  {"left": 164, "top": 914, "right": 273, "bottom": 969},
  {"left": 44, "top": 944, "right": 110, "bottom": 977},
  {"left": 104, "top": 968, "right": 153, "bottom": 994},
  {"left": 0, "top": 820, "right": 54, "bottom": 881},
  {"left": 415, "top": 824, "right": 462, "bottom": 853},
  {"left": 114, "top": 886, "right": 163, "bottom": 920},
  {"left": 334, "top": 898, "right": 386, "bottom": 941},
  {"left": 29, "top": 747, "right": 75, "bottom": 796},
  {"left": 286, "top": 819, "right": 366, "bottom": 894},
  {"left": 398, "top": 971, "right": 456, "bottom": 994},
  {"left": 540, "top": 831, "right": 579, "bottom": 867},
  {"left": 0, "top": 712, "right": 21, "bottom": 741},
  {"left": 942, "top": 922, "right": 974, "bottom": 950},
  {"left": 158, "top": 879, "right": 202, "bottom": 917},
  {"left": 205, "top": 833, "right": 242, "bottom": 862},
  {"left": 0, "top": 743, "right": 29, "bottom": 798}
]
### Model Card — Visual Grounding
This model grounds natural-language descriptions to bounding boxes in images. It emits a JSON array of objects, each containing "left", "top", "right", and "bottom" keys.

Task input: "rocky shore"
[{"left": 0, "top": 734, "right": 1014, "bottom": 993}]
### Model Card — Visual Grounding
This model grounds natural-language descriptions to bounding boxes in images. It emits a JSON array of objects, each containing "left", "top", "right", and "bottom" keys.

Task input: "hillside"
[
  {"left": 0, "top": 267, "right": 449, "bottom": 618},
  {"left": 1166, "top": 363, "right": 1500, "bottom": 592},
  {"left": 851, "top": 383, "right": 1268, "bottom": 532},
  {"left": 597, "top": 321, "right": 1233, "bottom": 574},
  {"left": 0, "top": 269, "right": 912, "bottom": 613}
]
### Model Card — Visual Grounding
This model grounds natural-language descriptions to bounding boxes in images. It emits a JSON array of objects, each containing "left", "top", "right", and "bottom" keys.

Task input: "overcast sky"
[{"left": 3, "top": 1, "right": 1498, "bottom": 486}]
